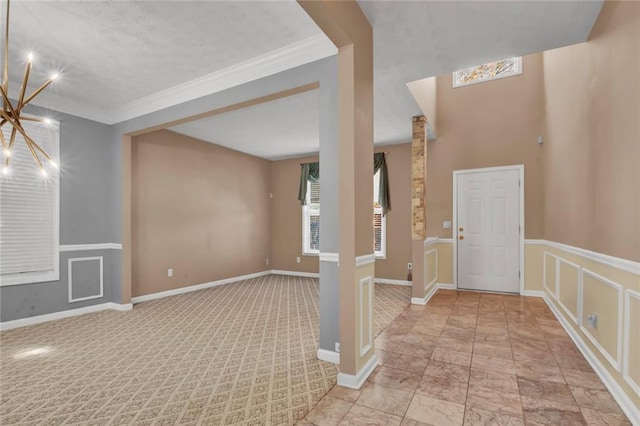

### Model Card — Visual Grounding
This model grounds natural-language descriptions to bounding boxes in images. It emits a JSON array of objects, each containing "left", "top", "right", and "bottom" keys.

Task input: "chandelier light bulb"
[
  {"left": 2, "top": 166, "right": 8, "bottom": 176},
  {"left": 50, "top": 73, "right": 59, "bottom": 81},
  {"left": 27, "top": 52, "right": 34, "bottom": 62},
  {"left": 3, "top": 148, "right": 11, "bottom": 157},
  {"left": 40, "top": 168, "right": 48, "bottom": 177},
  {"left": 49, "top": 159, "right": 59, "bottom": 169},
  {"left": 43, "top": 118, "right": 52, "bottom": 124}
]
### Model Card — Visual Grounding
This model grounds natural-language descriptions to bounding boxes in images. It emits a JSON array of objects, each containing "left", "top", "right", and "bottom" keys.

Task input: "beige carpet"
[{"left": 0, "top": 275, "right": 410, "bottom": 425}]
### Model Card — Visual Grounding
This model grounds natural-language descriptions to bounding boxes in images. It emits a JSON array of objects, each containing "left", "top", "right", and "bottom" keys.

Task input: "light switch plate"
[{"left": 443, "top": 221, "right": 452, "bottom": 229}]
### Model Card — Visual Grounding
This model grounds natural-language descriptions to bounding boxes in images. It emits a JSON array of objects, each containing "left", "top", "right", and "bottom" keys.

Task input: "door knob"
[
  {"left": 459, "top": 235, "right": 464, "bottom": 240},
  {"left": 459, "top": 227, "right": 464, "bottom": 232}
]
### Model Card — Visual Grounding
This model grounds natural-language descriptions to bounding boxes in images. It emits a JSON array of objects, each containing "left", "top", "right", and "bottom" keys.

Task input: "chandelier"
[{"left": 1, "top": 0, "right": 59, "bottom": 177}]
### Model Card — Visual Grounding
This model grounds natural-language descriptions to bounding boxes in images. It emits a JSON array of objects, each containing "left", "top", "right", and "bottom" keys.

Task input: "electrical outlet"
[
  {"left": 407, "top": 262, "right": 413, "bottom": 270},
  {"left": 167, "top": 268, "right": 173, "bottom": 278},
  {"left": 587, "top": 313, "right": 598, "bottom": 329},
  {"left": 296, "top": 256, "right": 301, "bottom": 263},
  {"left": 335, "top": 342, "right": 340, "bottom": 353}
]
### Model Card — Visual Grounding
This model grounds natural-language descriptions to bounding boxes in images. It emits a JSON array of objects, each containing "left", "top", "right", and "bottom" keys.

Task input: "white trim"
[
  {"left": 411, "top": 283, "right": 454, "bottom": 305},
  {"left": 452, "top": 165, "right": 524, "bottom": 294},
  {"left": 60, "top": 243, "right": 122, "bottom": 252},
  {"left": 68, "top": 256, "right": 104, "bottom": 303},
  {"left": 522, "top": 290, "right": 545, "bottom": 298},
  {"left": 359, "top": 276, "right": 374, "bottom": 358},
  {"left": 543, "top": 252, "right": 557, "bottom": 300},
  {"left": 374, "top": 278, "right": 411, "bottom": 286},
  {"left": 424, "top": 248, "right": 438, "bottom": 291},
  {"left": 453, "top": 57, "right": 522, "bottom": 88},
  {"left": 524, "top": 239, "right": 545, "bottom": 245},
  {"left": 0, "top": 303, "right": 132, "bottom": 331},
  {"left": 131, "top": 271, "right": 272, "bottom": 304},
  {"left": 15, "top": 35, "right": 336, "bottom": 125},
  {"left": 623, "top": 289, "right": 640, "bottom": 398},
  {"left": 337, "top": 354, "right": 378, "bottom": 390},
  {"left": 545, "top": 240, "right": 640, "bottom": 275},
  {"left": 270, "top": 270, "right": 319, "bottom": 279},
  {"left": 319, "top": 252, "right": 339, "bottom": 263},
  {"left": 439, "top": 238, "right": 454, "bottom": 244},
  {"left": 317, "top": 349, "right": 340, "bottom": 364},
  {"left": 424, "top": 237, "right": 439, "bottom": 246},
  {"left": 355, "top": 254, "right": 376, "bottom": 267},
  {"left": 111, "top": 35, "right": 336, "bottom": 124},
  {"left": 542, "top": 293, "right": 640, "bottom": 425},
  {"left": 556, "top": 257, "right": 581, "bottom": 326},
  {"left": 579, "top": 269, "right": 624, "bottom": 372}
]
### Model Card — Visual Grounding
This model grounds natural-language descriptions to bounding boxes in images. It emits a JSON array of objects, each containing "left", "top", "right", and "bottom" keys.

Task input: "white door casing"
[{"left": 454, "top": 166, "right": 522, "bottom": 293}]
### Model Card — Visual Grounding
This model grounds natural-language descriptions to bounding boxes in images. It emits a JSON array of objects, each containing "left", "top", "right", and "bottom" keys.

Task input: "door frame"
[{"left": 452, "top": 164, "right": 525, "bottom": 294}]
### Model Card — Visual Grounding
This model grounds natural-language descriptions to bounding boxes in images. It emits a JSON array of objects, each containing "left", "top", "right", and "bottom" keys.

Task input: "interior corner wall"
[
  {"left": 542, "top": 0, "right": 639, "bottom": 262},
  {"left": 1, "top": 107, "right": 120, "bottom": 322},
  {"left": 427, "top": 53, "right": 545, "bottom": 240},
  {"left": 130, "top": 129, "right": 271, "bottom": 298},
  {"left": 270, "top": 143, "right": 412, "bottom": 281}
]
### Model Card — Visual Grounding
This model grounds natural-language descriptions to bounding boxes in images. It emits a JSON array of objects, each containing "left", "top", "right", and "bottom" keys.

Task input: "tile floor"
[{"left": 300, "top": 290, "right": 632, "bottom": 426}]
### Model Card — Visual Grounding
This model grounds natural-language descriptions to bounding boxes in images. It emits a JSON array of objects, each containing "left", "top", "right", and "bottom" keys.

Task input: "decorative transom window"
[
  {"left": 0, "top": 119, "right": 60, "bottom": 286},
  {"left": 302, "top": 170, "right": 386, "bottom": 258},
  {"left": 453, "top": 57, "right": 522, "bottom": 88}
]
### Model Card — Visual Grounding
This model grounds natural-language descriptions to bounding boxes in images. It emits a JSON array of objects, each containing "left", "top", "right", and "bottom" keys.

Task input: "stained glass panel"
[{"left": 453, "top": 57, "right": 522, "bottom": 88}]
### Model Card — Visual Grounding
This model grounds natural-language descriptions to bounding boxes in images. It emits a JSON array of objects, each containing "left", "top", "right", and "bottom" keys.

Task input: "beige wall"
[
  {"left": 542, "top": 1, "right": 640, "bottom": 262},
  {"left": 427, "top": 54, "right": 545, "bottom": 239},
  {"left": 131, "top": 130, "right": 271, "bottom": 297},
  {"left": 270, "top": 143, "right": 412, "bottom": 280}
]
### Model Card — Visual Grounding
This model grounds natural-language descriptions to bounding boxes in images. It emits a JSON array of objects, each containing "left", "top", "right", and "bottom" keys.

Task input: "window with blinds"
[
  {"left": 0, "top": 120, "right": 60, "bottom": 286},
  {"left": 302, "top": 170, "right": 386, "bottom": 258}
]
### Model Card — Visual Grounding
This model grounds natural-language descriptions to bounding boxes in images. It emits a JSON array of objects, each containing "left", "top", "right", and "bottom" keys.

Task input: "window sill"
[{"left": 302, "top": 252, "right": 319, "bottom": 257}]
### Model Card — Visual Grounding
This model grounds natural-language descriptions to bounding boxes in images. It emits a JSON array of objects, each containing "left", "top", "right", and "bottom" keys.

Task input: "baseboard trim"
[
  {"left": 132, "top": 271, "right": 272, "bottom": 304},
  {"left": 411, "top": 283, "right": 454, "bottom": 305},
  {"left": 270, "top": 270, "right": 320, "bottom": 278},
  {"left": 374, "top": 278, "right": 412, "bottom": 286},
  {"left": 0, "top": 302, "right": 132, "bottom": 331},
  {"left": 337, "top": 354, "right": 378, "bottom": 390},
  {"left": 522, "top": 290, "right": 545, "bottom": 297},
  {"left": 317, "top": 349, "right": 340, "bottom": 364},
  {"left": 542, "top": 294, "right": 640, "bottom": 425}
]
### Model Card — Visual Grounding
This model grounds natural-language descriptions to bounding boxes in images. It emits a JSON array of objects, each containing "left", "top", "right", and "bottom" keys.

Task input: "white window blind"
[
  {"left": 302, "top": 180, "right": 320, "bottom": 254},
  {"left": 0, "top": 120, "right": 60, "bottom": 286},
  {"left": 302, "top": 171, "right": 386, "bottom": 258}
]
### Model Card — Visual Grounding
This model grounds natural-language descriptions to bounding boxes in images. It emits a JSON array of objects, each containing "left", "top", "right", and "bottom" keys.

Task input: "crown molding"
[
  {"left": 8, "top": 34, "right": 336, "bottom": 126},
  {"left": 110, "top": 34, "right": 336, "bottom": 124}
]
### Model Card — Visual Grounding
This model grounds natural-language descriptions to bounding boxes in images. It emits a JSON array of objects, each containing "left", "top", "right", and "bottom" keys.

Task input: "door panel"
[{"left": 457, "top": 169, "right": 520, "bottom": 293}]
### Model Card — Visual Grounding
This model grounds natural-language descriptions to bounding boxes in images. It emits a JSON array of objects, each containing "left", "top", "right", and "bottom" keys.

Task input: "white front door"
[{"left": 456, "top": 168, "right": 520, "bottom": 293}]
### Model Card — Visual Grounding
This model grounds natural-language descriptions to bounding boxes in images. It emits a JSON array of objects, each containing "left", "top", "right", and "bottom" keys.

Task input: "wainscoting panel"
[
  {"left": 68, "top": 256, "right": 104, "bottom": 303},
  {"left": 425, "top": 248, "right": 438, "bottom": 291},
  {"left": 624, "top": 290, "right": 640, "bottom": 398},
  {"left": 544, "top": 252, "right": 558, "bottom": 299},
  {"left": 557, "top": 257, "right": 581, "bottom": 324}
]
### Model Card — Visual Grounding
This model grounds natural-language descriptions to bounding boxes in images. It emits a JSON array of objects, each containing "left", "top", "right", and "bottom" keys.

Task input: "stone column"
[{"left": 411, "top": 116, "right": 428, "bottom": 301}]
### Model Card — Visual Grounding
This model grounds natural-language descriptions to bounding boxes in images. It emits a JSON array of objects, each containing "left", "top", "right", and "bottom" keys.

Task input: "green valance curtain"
[
  {"left": 374, "top": 152, "right": 391, "bottom": 214},
  {"left": 297, "top": 162, "right": 320, "bottom": 205},
  {"left": 298, "top": 153, "right": 391, "bottom": 213}
]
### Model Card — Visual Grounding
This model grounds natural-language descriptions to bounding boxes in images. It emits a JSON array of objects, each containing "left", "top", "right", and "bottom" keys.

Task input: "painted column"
[
  {"left": 298, "top": 0, "right": 377, "bottom": 388},
  {"left": 411, "top": 116, "right": 428, "bottom": 301}
]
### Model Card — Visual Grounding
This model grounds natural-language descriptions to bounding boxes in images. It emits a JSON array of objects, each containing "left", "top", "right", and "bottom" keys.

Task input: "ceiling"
[
  {"left": 170, "top": 89, "right": 319, "bottom": 161},
  {"left": 5, "top": 0, "right": 604, "bottom": 158}
]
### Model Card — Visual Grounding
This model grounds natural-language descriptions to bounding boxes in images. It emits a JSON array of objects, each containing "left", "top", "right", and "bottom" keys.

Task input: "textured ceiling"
[
  {"left": 5, "top": 0, "right": 323, "bottom": 109},
  {"left": 4, "top": 0, "right": 604, "bottom": 157},
  {"left": 359, "top": 0, "right": 604, "bottom": 145},
  {"left": 169, "top": 89, "right": 319, "bottom": 161}
]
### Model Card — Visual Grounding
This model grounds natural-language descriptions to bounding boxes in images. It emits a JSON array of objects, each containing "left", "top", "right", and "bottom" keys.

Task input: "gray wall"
[{"left": 0, "top": 106, "right": 120, "bottom": 322}]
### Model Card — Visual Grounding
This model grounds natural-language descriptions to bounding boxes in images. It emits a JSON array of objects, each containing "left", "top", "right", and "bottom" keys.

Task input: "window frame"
[
  {"left": 0, "top": 118, "right": 60, "bottom": 287},
  {"left": 452, "top": 57, "right": 522, "bottom": 88},
  {"left": 373, "top": 205, "right": 386, "bottom": 259},
  {"left": 302, "top": 180, "right": 320, "bottom": 256}
]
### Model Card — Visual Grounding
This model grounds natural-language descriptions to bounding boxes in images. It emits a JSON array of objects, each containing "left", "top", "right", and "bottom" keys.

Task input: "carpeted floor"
[{"left": 0, "top": 275, "right": 410, "bottom": 425}]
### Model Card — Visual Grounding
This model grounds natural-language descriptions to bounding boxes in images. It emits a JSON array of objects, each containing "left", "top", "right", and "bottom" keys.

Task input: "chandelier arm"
[
  {"left": 0, "top": 85, "right": 19, "bottom": 119},
  {"left": 17, "top": 61, "right": 32, "bottom": 111},
  {"left": 19, "top": 79, "right": 53, "bottom": 112},
  {"left": 2, "top": 0, "right": 9, "bottom": 111},
  {"left": 17, "top": 116, "right": 46, "bottom": 122},
  {"left": 18, "top": 127, "right": 54, "bottom": 164},
  {"left": 0, "top": 119, "right": 6, "bottom": 127},
  {"left": 23, "top": 136, "right": 44, "bottom": 170},
  {"left": 0, "top": 128, "right": 6, "bottom": 150},
  {"left": 3, "top": 115, "right": 54, "bottom": 164}
]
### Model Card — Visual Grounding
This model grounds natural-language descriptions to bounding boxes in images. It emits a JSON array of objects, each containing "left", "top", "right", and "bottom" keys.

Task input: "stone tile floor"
[{"left": 299, "top": 290, "right": 631, "bottom": 425}]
